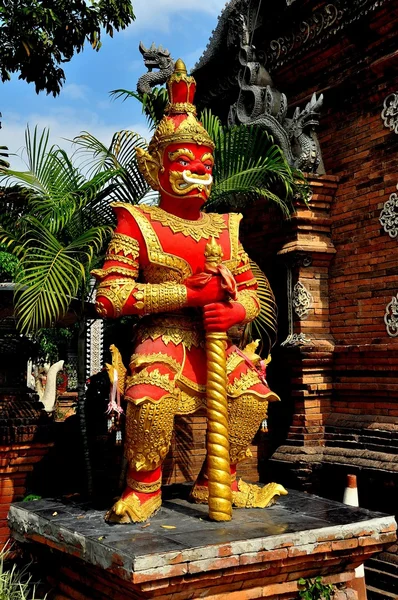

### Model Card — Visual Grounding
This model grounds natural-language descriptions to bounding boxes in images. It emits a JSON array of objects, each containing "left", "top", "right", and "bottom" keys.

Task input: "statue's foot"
[
  {"left": 232, "top": 480, "right": 288, "bottom": 508},
  {"left": 190, "top": 479, "right": 287, "bottom": 509},
  {"left": 105, "top": 490, "right": 161, "bottom": 524}
]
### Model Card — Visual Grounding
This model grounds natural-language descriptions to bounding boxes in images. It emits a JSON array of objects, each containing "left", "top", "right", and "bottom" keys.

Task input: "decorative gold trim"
[
  {"left": 226, "top": 351, "right": 245, "bottom": 375},
  {"left": 176, "top": 390, "right": 205, "bottom": 414},
  {"left": 96, "top": 281, "right": 135, "bottom": 317},
  {"left": 224, "top": 214, "right": 242, "bottom": 271},
  {"left": 136, "top": 146, "right": 161, "bottom": 191},
  {"left": 140, "top": 205, "right": 227, "bottom": 243},
  {"left": 190, "top": 484, "right": 208, "bottom": 504},
  {"left": 105, "top": 253, "right": 139, "bottom": 267},
  {"left": 165, "top": 102, "right": 197, "bottom": 115},
  {"left": 95, "top": 301, "right": 107, "bottom": 317},
  {"left": 176, "top": 373, "right": 206, "bottom": 394},
  {"left": 227, "top": 370, "right": 262, "bottom": 397},
  {"left": 113, "top": 204, "right": 192, "bottom": 280},
  {"left": 130, "top": 352, "right": 181, "bottom": 374},
  {"left": 125, "top": 368, "right": 175, "bottom": 394},
  {"left": 100, "top": 277, "right": 137, "bottom": 286},
  {"left": 107, "top": 233, "right": 140, "bottom": 258},
  {"left": 142, "top": 264, "right": 185, "bottom": 284},
  {"left": 140, "top": 325, "right": 202, "bottom": 349},
  {"left": 127, "top": 475, "right": 162, "bottom": 493},
  {"left": 238, "top": 246, "right": 250, "bottom": 263},
  {"left": 168, "top": 148, "right": 196, "bottom": 162},
  {"left": 234, "top": 289, "right": 260, "bottom": 324},
  {"left": 148, "top": 114, "right": 215, "bottom": 155},
  {"left": 233, "top": 262, "right": 252, "bottom": 276},
  {"left": 237, "top": 278, "right": 258, "bottom": 289},
  {"left": 92, "top": 265, "right": 138, "bottom": 279},
  {"left": 133, "top": 282, "right": 187, "bottom": 313}
]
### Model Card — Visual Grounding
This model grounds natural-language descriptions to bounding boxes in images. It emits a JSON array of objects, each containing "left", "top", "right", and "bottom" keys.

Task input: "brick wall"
[{"left": 0, "top": 442, "right": 54, "bottom": 546}]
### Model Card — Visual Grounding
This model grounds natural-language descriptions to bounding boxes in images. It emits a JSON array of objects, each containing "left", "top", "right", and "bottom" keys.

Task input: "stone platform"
[{"left": 8, "top": 487, "right": 396, "bottom": 600}]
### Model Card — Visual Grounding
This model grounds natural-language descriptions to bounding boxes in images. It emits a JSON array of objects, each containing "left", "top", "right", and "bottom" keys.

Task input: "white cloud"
[
  {"left": 1, "top": 108, "right": 150, "bottom": 172},
  {"left": 129, "top": 0, "right": 227, "bottom": 33},
  {"left": 62, "top": 83, "right": 90, "bottom": 101}
]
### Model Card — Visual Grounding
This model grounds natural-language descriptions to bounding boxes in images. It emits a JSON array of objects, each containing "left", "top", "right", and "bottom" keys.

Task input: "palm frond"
[
  {"left": 73, "top": 130, "right": 152, "bottom": 205},
  {"left": 206, "top": 122, "right": 308, "bottom": 214},
  {"left": 248, "top": 260, "right": 278, "bottom": 356},
  {"left": 15, "top": 218, "right": 111, "bottom": 333},
  {"left": 200, "top": 109, "right": 222, "bottom": 145},
  {"left": 110, "top": 87, "right": 168, "bottom": 130}
]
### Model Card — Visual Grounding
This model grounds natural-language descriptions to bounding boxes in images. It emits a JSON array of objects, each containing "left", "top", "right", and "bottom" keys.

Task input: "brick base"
[{"left": 0, "top": 442, "right": 54, "bottom": 546}]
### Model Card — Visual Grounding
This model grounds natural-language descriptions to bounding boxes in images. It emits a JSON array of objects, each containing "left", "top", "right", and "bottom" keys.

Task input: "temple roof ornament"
[
  {"left": 136, "top": 42, "right": 175, "bottom": 95},
  {"left": 195, "top": 1, "right": 390, "bottom": 75},
  {"left": 228, "top": 11, "right": 324, "bottom": 172}
]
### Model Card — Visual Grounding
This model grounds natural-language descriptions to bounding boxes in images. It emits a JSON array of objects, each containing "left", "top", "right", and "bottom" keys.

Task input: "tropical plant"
[
  {"left": 298, "top": 577, "right": 335, "bottom": 600},
  {"left": 0, "top": 126, "right": 122, "bottom": 494},
  {"left": 0, "top": 245, "right": 19, "bottom": 281},
  {"left": 72, "top": 129, "right": 159, "bottom": 206},
  {"left": 0, "top": 127, "right": 119, "bottom": 332}
]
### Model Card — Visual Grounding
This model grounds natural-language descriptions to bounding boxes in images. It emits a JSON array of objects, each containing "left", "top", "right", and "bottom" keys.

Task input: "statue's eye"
[
  {"left": 178, "top": 159, "right": 189, "bottom": 167},
  {"left": 204, "top": 164, "right": 212, "bottom": 170}
]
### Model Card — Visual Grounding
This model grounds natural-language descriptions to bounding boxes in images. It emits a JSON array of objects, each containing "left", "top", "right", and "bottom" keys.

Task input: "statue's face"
[{"left": 158, "top": 142, "right": 214, "bottom": 202}]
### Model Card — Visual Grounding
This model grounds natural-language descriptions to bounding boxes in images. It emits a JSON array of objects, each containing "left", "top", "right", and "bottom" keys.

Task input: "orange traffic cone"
[{"left": 343, "top": 474, "right": 367, "bottom": 600}]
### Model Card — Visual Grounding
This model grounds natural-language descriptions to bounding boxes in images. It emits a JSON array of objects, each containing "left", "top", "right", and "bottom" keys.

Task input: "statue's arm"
[
  {"left": 92, "top": 206, "right": 188, "bottom": 318},
  {"left": 92, "top": 205, "right": 226, "bottom": 318},
  {"left": 232, "top": 243, "right": 261, "bottom": 325}
]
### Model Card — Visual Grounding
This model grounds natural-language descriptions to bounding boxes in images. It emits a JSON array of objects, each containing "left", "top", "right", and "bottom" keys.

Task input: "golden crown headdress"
[{"left": 136, "top": 59, "right": 214, "bottom": 191}]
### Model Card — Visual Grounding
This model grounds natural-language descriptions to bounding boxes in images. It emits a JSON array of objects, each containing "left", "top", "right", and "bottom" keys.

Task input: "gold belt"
[{"left": 137, "top": 312, "right": 205, "bottom": 349}]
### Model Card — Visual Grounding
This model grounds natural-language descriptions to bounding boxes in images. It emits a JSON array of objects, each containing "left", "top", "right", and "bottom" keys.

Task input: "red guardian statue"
[{"left": 93, "top": 59, "right": 287, "bottom": 523}]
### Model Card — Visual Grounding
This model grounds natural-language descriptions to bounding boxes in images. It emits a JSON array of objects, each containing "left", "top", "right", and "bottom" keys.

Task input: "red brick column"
[
  {"left": 0, "top": 442, "right": 54, "bottom": 546},
  {"left": 277, "top": 175, "right": 338, "bottom": 446}
]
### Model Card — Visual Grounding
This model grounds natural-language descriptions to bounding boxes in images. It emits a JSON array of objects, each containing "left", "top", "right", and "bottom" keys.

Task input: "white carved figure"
[{"left": 37, "top": 360, "right": 65, "bottom": 412}]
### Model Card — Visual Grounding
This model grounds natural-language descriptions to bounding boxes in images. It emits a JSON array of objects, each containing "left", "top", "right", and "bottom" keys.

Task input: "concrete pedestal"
[{"left": 9, "top": 488, "right": 396, "bottom": 600}]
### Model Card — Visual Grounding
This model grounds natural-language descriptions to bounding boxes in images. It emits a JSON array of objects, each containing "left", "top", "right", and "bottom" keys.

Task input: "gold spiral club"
[{"left": 206, "top": 331, "right": 232, "bottom": 521}]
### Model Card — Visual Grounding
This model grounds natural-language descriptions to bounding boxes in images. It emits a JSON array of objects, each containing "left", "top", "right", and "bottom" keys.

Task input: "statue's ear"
[{"left": 136, "top": 147, "right": 161, "bottom": 191}]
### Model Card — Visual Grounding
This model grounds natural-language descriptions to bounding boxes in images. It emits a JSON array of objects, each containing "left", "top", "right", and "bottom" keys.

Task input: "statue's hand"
[
  {"left": 203, "top": 302, "right": 245, "bottom": 332},
  {"left": 186, "top": 276, "right": 228, "bottom": 307}
]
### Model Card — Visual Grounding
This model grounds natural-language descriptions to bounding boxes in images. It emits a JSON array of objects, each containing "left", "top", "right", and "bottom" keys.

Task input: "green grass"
[{"left": 0, "top": 546, "right": 47, "bottom": 600}]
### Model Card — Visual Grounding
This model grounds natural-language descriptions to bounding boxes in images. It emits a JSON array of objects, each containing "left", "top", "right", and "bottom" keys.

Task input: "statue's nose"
[{"left": 191, "top": 161, "right": 207, "bottom": 175}]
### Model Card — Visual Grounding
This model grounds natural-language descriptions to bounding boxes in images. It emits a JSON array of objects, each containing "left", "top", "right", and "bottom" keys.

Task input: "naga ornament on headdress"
[{"left": 136, "top": 59, "right": 215, "bottom": 192}]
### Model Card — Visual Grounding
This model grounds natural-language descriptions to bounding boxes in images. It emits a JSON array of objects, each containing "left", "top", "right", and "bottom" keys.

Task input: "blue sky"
[{"left": 1, "top": 0, "right": 226, "bottom": 170}]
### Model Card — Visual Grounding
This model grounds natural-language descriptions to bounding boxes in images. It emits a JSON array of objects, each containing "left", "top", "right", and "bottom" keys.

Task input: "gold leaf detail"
[{"left": 139, "top": 205, "right": 227, "bottom": 243}]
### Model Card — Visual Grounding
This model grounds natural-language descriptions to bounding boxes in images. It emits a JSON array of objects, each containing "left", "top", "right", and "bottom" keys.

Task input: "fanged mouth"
[
  {"left": 182, "top": 171, "right": 213, "bottom": 187},
  {"left": 168, "top": 170, "right": 213, "bottom": 196}
]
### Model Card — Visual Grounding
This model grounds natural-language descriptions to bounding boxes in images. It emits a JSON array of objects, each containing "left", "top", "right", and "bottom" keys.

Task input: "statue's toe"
[
  {"left": 232, "top": 480, "right": 288, "bottom": 509},
  {"left": 105, "top": 493, "right": 161, "bottom": 523}
]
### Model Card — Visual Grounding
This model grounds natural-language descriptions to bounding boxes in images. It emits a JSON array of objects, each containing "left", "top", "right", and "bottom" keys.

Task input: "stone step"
[
  {"left": 367, "top": 557, "right": 398, "bottom": 576},
  {"left": 366, "top": 584, "right": 398, "bottom": 600},
  {"left": 365, "top": 565, "right": 398, "bottom": 594}
]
